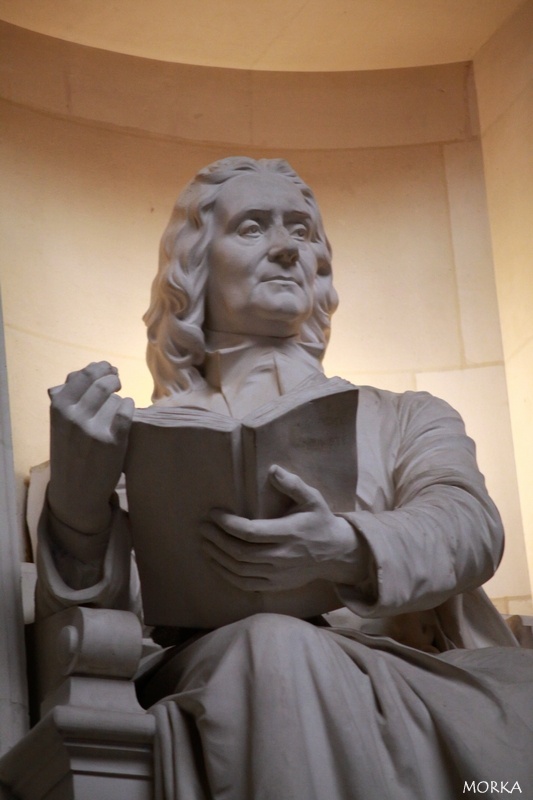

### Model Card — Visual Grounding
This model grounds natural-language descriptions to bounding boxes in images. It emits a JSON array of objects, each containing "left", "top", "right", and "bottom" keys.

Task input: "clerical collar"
[{"left": 203, "top": 331, "right": 326, "bottom": 418}]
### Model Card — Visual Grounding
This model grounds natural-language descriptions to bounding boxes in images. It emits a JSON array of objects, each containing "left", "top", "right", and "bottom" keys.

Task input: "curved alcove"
[
  {"left": 0, "top": 0, "right": 524, "bottom": 71},
  {"left": 1, "top": 3, "right": 532, "bottom": 617},
  {"left": 1, "top": 21, "right": 475, "bottom": 150}
]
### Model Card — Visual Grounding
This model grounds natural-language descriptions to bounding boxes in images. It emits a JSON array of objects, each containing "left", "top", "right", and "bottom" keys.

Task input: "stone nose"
[{"left": 267, "top": 229, "right": 299, "bottom": 267}]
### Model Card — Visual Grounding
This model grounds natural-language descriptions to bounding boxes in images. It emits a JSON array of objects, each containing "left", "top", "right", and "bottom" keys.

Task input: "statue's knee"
[
  {"left": 157, "top": 614, "right": 323, "bottom": 694},
  {"left": 239, "top": 612, "right": 315, "bottom": 632},
  {"left": 233, "top": 613, "right": 321, "bottom": 653}
]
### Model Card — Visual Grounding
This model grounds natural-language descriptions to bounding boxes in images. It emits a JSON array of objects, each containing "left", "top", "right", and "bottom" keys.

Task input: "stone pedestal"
[
  {"left": 0, "top": 705, "right": 155, "bottom": 800},
  {"left": 0, "top": 606, "right": 155, "bottom": 799}
]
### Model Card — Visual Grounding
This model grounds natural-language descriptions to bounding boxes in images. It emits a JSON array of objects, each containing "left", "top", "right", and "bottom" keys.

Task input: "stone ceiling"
[{"left": 0, "top": 0, "right": 525, "bottom": 71}]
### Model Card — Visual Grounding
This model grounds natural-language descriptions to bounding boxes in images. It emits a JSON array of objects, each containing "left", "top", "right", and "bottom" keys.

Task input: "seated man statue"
[{"left": 36, "top": 157, "right": 533, "bottom": 799}]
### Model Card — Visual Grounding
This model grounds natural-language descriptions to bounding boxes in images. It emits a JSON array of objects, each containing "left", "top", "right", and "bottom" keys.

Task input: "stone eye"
[
  {"left": 289, "top": 224, "right": 309, "bottom": 241},
  {"left": 238, "top": 221, "right": 262, "bottom": 237}
]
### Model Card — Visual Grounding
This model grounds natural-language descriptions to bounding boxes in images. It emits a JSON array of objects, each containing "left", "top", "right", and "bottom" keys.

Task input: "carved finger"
[
  {"left": 110, "top": 397, "right": 135, "bottom": 439},
  {"left": 203, "top": 523, "right": 277, "bottom": 562},
  {"left": 47, "top": 384, "right": 63, "bottom": 401},
  {"left": 207, "top": 558, "right": 273, "bottom": 592},
  {"left": 203, "top": 539, "right": 274, "bottom": 578},
  {"left": 56, "top": 362, "right": 118, "bottom": 405},
  {"left": 209, "top": 510, "right": 280, "bottom": 543},
  {"left": 268, "top": 465, "right": 321, "bottom": 507},
  {"left": 75, "top": 373, "right": 122, "bottom": 417},
  {"left": 86, "top": 391, "right": 131, "bottom": 443}
]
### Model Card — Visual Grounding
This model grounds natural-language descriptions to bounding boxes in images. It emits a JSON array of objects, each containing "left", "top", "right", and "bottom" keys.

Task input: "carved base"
[{"left": 0, "top": 705, "right": 155, "bottom": 800}]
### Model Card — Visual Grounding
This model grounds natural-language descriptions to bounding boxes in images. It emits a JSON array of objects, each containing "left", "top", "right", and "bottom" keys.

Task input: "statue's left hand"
[
  {"left": 203, "top": 465, "right": 367, "bottom": 592},
  {"left": 47, "top": 361, "right": 134, "bottom": 534}
]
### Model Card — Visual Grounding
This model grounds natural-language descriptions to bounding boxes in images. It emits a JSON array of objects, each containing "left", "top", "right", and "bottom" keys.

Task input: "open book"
[{"left": 125, "top": 377, "right": 358, "bottom": 628}]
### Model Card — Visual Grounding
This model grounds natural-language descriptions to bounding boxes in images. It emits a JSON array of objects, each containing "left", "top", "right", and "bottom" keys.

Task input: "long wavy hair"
[{"left": 143, "top": 157, "right": 338, "bottom": 401}]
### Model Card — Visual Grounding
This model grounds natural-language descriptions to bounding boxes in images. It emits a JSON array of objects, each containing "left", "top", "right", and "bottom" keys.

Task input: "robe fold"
[{"left": 36, "top": 338, "right": 533, "bottom": 799}]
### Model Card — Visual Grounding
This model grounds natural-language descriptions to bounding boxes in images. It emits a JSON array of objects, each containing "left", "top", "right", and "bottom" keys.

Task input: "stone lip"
[
  {"left": 0, "top": 1, "right": 525, "bottom": 72},
  {"left": 0, "top": 21, "right": 474, "bottom": 150}
]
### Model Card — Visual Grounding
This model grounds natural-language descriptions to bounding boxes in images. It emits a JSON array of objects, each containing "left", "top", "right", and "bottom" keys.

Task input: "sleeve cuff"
[
  {"left": 335, "top": 513, "right": 378, "bottom": 612},
  {"left": 46, "top": 490, "right": 115, "bottom": 564}
]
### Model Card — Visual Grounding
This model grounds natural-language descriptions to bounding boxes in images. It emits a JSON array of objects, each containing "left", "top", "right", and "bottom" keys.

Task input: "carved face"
[{"left": 205, "top": 172, "right": 319, "bottom": 338}]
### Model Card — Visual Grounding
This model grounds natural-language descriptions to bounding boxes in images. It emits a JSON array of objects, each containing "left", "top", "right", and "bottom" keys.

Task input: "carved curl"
[{"left": 143, "top": 157, "right": 338, "bottom": 401}]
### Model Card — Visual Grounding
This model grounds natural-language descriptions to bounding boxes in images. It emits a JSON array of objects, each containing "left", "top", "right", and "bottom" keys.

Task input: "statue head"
[{"left": 143, "top": 157, "right": 338, "bottom": 401}]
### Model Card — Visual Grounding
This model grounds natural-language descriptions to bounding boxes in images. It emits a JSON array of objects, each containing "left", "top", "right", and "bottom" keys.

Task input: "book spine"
[
  {"left": 240, "top": 425, "right": 259, "bottom": 519},
  {"left": 231, "top": 423, "right": 248, "bottom": 517}
]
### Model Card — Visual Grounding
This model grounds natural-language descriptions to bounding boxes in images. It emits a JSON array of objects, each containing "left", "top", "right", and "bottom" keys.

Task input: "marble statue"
[{"left": 37, "top": 158, "right": 533, "bottom": 799}]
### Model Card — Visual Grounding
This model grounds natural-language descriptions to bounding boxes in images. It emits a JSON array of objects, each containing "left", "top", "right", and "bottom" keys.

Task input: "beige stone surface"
[
  {"left": 480, "top": 83, "right": 533, "bottom": 358},
  {"left": 0, "top": 101, "right": 207, "bottom": 355},
  {"left": 4, "top": 327, "right": 151, "bottom": 495},
  {"left": 0, "top": 23, "right": 253, "bottom": 146},
  {"left": 0, "top": 0, "right": 524, "bottom": 72},
  {"left": 0, "top": 99, "right": 480, "bottom": 494},
  {"left": 415, "top": 365, "right": 530, "bottom": 598},
  {"left": 505, "top": 341, "right": 533, "bottom": 600},
  {"left": 474, "top": 0, "right": 533, "bottom": 133},
  {"left": 29, "top": 156, "right": 528, "bottom": 797},
  {"left": 0, "top": 24, "right": 69, "bottom": 117},
  {"left": 0, "top": 24, "right": 474, "bottom": 150},
  {"left": 0, "top": 22, "right": 527, "bottom": 604},
  {"left": 490, "top": 596, "right": 509, "bottom": 613},
  {"left": 251, "top": 64, "right": 472, "bottom": 150},
  {"left": 0, "top": 3, "right": 531, "bottom": 792},
  {"left": 474, "top": 4, "right": 533, "bottom": 597},
  {"left": 443, "top": 140, "right": 503, "bottom": 365},
  {"left": 507, "top": 596, "right": 533, "bottom": 616},
  {"left": 305, "top": 145, "right": 463, "bottom": 376},
  {"left": 70, "top": 54, "right": 254, "bottom": 147}
]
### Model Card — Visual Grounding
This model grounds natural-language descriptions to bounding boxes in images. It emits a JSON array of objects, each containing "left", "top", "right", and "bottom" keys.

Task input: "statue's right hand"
[{"left": 47, "top": 361, "right": 134, "bottom": 535}]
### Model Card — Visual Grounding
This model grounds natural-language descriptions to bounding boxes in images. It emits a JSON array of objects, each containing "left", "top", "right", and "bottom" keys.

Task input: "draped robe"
[{"left": 36, "top": 334, "right": 533, "bottom": 799}]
